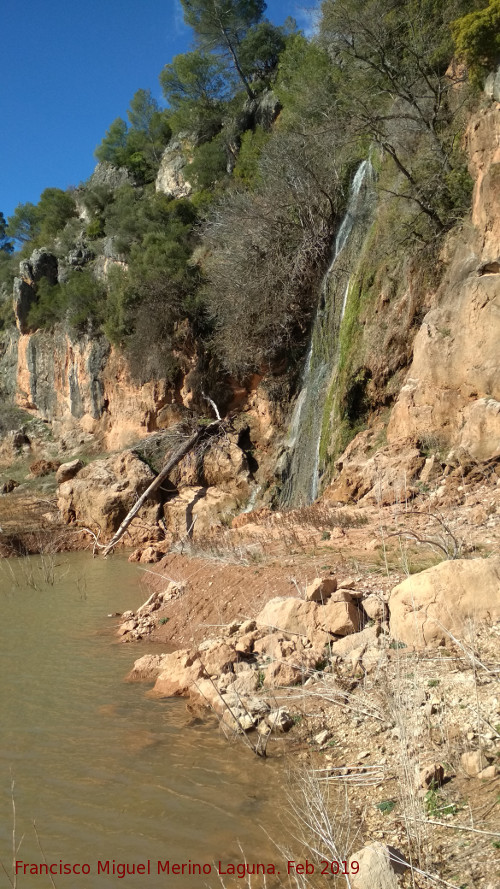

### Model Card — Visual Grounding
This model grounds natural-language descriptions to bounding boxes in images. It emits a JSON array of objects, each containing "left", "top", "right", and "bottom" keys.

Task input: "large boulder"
[
  {"left": 58, "top": 450, "right": 161, "bottom": 543},
  {"left": 155, "top": 140, "right": 192, "bottom": 198},
  {"left": 325, "top": 436, "right": 425, "bottom": 505},
  {"left": 255, "top": 597, "right": 319, "bottom": 639},
  {"left": 13, "top": 278, "right": 36, "bottom": 334},
  {"left": 304, "top": 576, "right": 337, "bottom": 602},
  {"left": 349, "top": 843, "right": 409, "bottom": 889},
  {"left": 318, "top": 594, "right": 361, "bottom": 636},
  {"left": 389, "top": 556, "right": 500, "bottom": 649},
  {"left": 202, "top": 436, "right": 248, "bottom": 486},
  {"left": 164, "top": 485, "right": 247, "bottom": 539},
  {"left": 56, "top": 459, "right": 84, "bottom": 484},
  {"left": 150, "top": 650, "right": 206, "bottom": 697},
  {"left": 19, "top": 248, "right": 58, "bottom": 286},
  {"left": 126, "top": 654, "right": 169, "bottom": 682}
]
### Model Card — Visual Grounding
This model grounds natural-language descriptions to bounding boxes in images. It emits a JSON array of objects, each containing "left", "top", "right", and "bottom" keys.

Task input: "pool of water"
[{"left": 0, "top": 553, "right": 283, "bottom": 887}]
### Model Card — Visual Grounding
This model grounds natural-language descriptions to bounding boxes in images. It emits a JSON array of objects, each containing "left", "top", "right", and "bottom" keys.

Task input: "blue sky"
[{"left": 1, "top": 0, "right": 319, "bottom": 221}]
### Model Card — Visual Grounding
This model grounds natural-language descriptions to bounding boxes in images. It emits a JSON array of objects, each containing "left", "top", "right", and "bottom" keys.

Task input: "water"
[
  {"left": 0, "top": 553, "right": 282, "bottom": 888},
  {"left": 280, "top": 160, "right": 374, "bottom": 507}
]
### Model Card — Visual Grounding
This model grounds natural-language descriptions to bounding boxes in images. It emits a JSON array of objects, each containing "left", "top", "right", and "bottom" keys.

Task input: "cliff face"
[
  {"left": 1, "top": 93, "right": 499, "bottom": 505},
  {"left": 1, "top": 324, "right": 277, "bottom": 471},
  {"left": 387, "top": 103, "right": 500, "bottom": 460}
]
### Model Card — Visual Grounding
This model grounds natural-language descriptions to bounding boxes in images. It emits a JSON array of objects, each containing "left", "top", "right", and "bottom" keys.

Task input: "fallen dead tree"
[{"left": 101, "top": 416, "right": 225, "bottom": 556}]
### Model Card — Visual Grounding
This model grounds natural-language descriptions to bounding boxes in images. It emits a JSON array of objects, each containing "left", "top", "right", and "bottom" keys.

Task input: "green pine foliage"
[
  {"left": 27, "top": 269, "right": 105, "bottom": 332},
  {"left": 452, "top": 0, "right": 500, "bottom": 82},
  {"left": 95, "top": 90, "right": 171, "bottom": 184}
]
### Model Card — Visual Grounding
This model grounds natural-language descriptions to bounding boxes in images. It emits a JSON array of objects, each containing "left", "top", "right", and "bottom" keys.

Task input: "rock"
[
  {"left": 66, "top": 243, "right": 94, "bottom": 268},
  {"left": 255, "top": 597, "right": 318, "bottom": 639},
  {"left": 14, "top": 249, "right": 59, "bottom": 333},
  {"left": 477, "top": 765, "right": 497, "bottom": 779},
  {"left": 419, "top": 762, "right": 445, "bottom": 788},
  {"left": 150, "top": 649, "right": 206, "bottom": 697},
  {"left": 304, "top": 576, "right": 337, "bottom": 602},
  {"left": 338, "top": 577, "right": 359, "bottom": 590},
  {"left": 254, "top": 90, "right": 281, "bottom": 128},
  {"left": 0, "top": 478, "right": 19, "bottom": 494},
  {"left": 155, "top": 140, "right": 192, "bottom": 198},
  {"left": 165, "top": 485, "right": 244, "bottom": 539},
  {"left": 235, "top": 631, "right": 259, "bottom": 656},
  {"left": 362, "top": 595, "right": 388, "bottom": 622},
  {"left": 220, "top": 693, "right": 269, "bottom": 732},
  {"left": 13, "top": 278, "right": 36, "bottom": 333},
  {"left": 56, "top": 459, "right": 84, "bottom": 484},
  {"left": 350, "top": 842, "right": 409, "bottom": 889},
  {"left": 330, "top": 624, "right": 381, "bottom": 657},
  {"left": 254, "top": 633, "right": 295, "bottom": 661},
  {"left": 239, "top": 619, "right": 257, "bottom": 634},
  {"left": 19, "top": 248, "right": 58, "bottom": 286},
  {"left": 58, "top": 450, "right": 161, "bottom": 544},
  {"left": 314, "top": 729, "right": 330, "bottom": 746},
  {"left": 126, "top": 654, "right": 168, "bottom": 682},
  {"left": 88, "top": 161, "right": 131, "bottom": 190},
  {"left": 198, "top": 641, "right": 238, "bottom": 677},
  {"left": 138, "top": 545, "right": 162, "bottom": 564},
  {"left": 266, "top": 708, "right": 294, "bottom": 733},
  {"left": 461, "top": 750, "right": 488, "bottom": 777},
  {"left": 318, "top": 597, "right": 360, "bottom": 636},
  {"left": 117, "top": 619, "right": 137, "bottom": 636},
  {"left": 328, "top": 589, "right": 355, "bottom": 604},
  {"left": 387, "top": 106, "right": 500, "bottom": 462},
  {"left": 264, "top": 660, "right": 303, "bottom": 688},
  {"left": 202, "top": 437, "right": 248, "bottom": 486},
  {"left": 226, "top": 669, "right": 259, "bottom": 697},
  {"left": 389, "top": 556, "right": 500, "bottom": 649},
  {"left": 189, "top": 677, "right": 222, "bottom": 714},
  {"left": 484, "top": 65, "right": 500, "bottom": 102},
  {"left": 420, "top": 455, "right": 442, "bottom": 484},
  {"left": 325, "top": 438, "right": 425, "bottom": 505}
]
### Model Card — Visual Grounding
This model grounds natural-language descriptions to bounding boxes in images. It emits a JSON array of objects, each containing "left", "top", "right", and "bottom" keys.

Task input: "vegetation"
[
  {"left": 0, "top": 212, "right": 14, "bottom": 254},
  {"left": 2, "top": 0, "right": 492, "bottom": 397},
  {"left": 452, "top": 0, "right": 500, "bottom": 82},
  {"left": 95, "top": 89, "right": 171, "bottom": 184}
]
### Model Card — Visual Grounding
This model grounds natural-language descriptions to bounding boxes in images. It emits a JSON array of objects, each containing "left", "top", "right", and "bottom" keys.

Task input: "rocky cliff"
[
  {"left": 1, "top": 85, "right": 499, "bottom": 537},
  {"left": 387, "top": 103, "right": 500, "bottom": 461},
  {"left": 320, "top": 95, "right": 500, "bottom": 505}
]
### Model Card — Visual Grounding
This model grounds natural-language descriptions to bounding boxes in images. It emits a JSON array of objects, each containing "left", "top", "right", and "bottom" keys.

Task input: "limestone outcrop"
[
  {"left": 389, "top": 556, "right": 500, "bottom": 649},
  {"left": 387, "top": 103, "right": 500, "bottom": 461},
  {"left": 58, "top": 450, "right": 161, "bottom": 543},
  {"left": 13, "top": 248, "right": 59, "bottom": 334},
  {"left": 155, "top": 140, "right": 192, "bottom": 198}
]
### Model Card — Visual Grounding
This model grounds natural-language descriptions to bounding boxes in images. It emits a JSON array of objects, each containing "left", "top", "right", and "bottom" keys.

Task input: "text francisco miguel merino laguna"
[{"left": 15, "top": 860, "right": 305, "bottom": 879}]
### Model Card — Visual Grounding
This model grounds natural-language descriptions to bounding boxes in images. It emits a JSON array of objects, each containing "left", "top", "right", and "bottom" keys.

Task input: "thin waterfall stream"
[{"left": 280, "top": 160, "right": 374, "bottom": 507}]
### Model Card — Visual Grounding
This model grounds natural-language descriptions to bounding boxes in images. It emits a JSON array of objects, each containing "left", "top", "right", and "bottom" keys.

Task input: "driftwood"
[{"left": 101, "top": 419, "right": 223, "bottom": 556}]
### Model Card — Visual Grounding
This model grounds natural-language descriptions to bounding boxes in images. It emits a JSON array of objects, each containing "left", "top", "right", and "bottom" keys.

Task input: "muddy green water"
[{"left": 0, "top": 553, "right": 282, "bottom": 888}]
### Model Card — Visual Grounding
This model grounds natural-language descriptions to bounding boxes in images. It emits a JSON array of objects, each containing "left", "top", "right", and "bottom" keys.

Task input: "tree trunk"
[{"left": 101, "top": 420, "right": 222, "bottom": 556}]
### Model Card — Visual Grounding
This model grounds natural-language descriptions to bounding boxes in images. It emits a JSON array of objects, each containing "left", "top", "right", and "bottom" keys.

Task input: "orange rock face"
[{"left": 387, "top": 104, "right": 500, "bottom": 461}]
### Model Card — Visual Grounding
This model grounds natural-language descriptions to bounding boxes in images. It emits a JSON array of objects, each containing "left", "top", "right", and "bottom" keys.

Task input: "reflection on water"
[{"left": 0, "top": 553, "right": 283, "bottom": 887}]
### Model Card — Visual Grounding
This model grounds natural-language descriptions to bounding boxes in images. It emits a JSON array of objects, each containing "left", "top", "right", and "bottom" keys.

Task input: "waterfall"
[
  {"left": 340, "top": 278, "right": 351, "bottom": 322},
  {"left": 242, "top": 483, "right": 262, "bottom": 514},
  {"left": 280, "top": 159, "right": 374, "bottom": 507}
]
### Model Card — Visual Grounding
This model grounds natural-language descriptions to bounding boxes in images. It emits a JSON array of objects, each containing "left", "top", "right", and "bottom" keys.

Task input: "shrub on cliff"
[
  {"left": 95, "top": 89, "right": 171, "bottom": 184},
  {"left": 27, "top": 269, "right": 105, "bottom": 333},
  {"left": 452, "top": 0, "right": 500, "bottom": 83}
]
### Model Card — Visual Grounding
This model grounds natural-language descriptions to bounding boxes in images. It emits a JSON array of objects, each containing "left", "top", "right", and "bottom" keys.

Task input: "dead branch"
[{"left": 101, "top": 419, "right": 224, "bottom": 556}]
